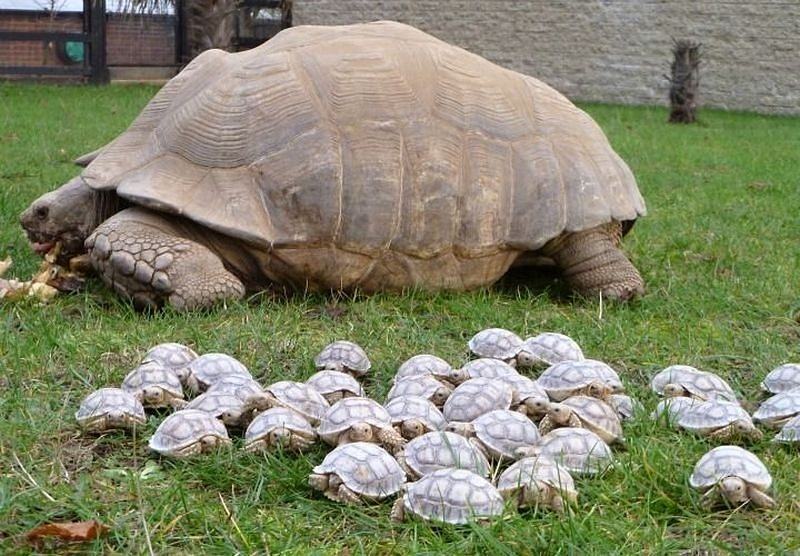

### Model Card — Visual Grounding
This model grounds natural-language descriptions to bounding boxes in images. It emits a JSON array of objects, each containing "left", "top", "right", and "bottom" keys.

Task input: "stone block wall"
[{"left": 293, "top": 0, "right": 800, "bottom": 115}]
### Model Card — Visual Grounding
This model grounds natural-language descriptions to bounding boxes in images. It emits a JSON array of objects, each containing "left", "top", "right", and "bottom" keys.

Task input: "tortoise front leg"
[
  {"left": 86, "top": 208, "right": 244, "bottom": 311},
  {"left": 541, "top": 222, "right": 644, "bottom": 301}
]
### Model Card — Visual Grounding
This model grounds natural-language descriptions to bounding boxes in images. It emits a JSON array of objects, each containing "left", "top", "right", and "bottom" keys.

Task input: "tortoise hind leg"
[
  {"left": 541, "top": 222, "right": 644, "bottom": 301},
  {"left": 85, "top": 208, "right": 245, "bottom": 310}
]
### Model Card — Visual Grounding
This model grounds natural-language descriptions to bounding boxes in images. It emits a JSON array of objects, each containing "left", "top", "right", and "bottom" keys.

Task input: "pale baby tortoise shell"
[
  {"left": 121, "top": 361, "right": 185, "bottom": 409},
  {"left": 185, "top": 353, "right": 252, "bottom": 394},
  {"left": 244, "top": 407, "right": 317, "bottom": 452},
  {"left": 446, "top": 409, "right": 541, "bottom": 461},
  {"left": 537, "top": 360, "right": 614, "bottom": 401},
  {"left": 443, "top": 377, "right": 513, "bottom": 423},
  {"left": 317, "top": 397, "right": 405, "bottom": 450},
  {"left": 395, "top": 354, "right": 456, "bottom": 385},
  {"left": 184, "top": 391, "right": 251, "bottom": 428},
  {"left": 206, "top": 374, "right": 265, "bottom": 403},
  {"left": 396, "top": 430, "right": 490, "bottom": 479},
  {"left": 608, "top": 393, "right": 641, "bottom": 422},
  {"left": 386, "top": 375, "right": 452, "bottom": 407},
  {"left": 251, "top": 380, "right": 330, "bottom": 426},
  {"left": 677, "top": 400, "right": 761, "bottom": 442},
  {"left": 392, "top": 468, "right": 504, "bottom": 525},
  {"left": 141, "top": 342, "right": 198, "bottom": 383},
  {"left": 314, "top": 341, "right": 371, "bottom": 376},
  {"left": 305, "top": 370, "right": 365, "bottom": 403},
  {"left": 467, "top": 328, "right": 525, "bottom": 363},
  {"left": 501, "top": 374, "right": 551, "bottom": 419},
  {"left": 497, "top": 456, "right": 577, "bottom": 512},
  {"left": 310, "top": 442, "right": 405, "bottom": 504},
  {"left": 651, "top": 365, "right": 737, "bottom": 403},
  {"left": 760, "top": 363, "right": 800, "bottom": 394},
  {"left": 75, "top": 387, "right": 146, "bottom": 432},
  {"left": 148, "top": 409, "right": 231, "bottom": 457},
  {"left": 539, "top": 395, "right": 624, "bottom": 445},
  {"left": 651, "top": 397, "right": 701, "bottom": 426},
  {"left": 384, "top": 395, "right": 447, "bottom": 439},
  {"left": 752, "top": 390, "right": 800, "bottom": 428},
  {"left": 522, "top": 332, "right": 585, "bottom": 367},
  {"left": 773, "top": 414, "right": 800, "bottom": 443},
  {"left": 454, "top": 358, "right": 520, "bottom": 384},
  {"left": 518, "top": 427, "right": 614, "bottom": 476},
  {"left": 689, "top": 446, "right": 775, "bottom": 509}
]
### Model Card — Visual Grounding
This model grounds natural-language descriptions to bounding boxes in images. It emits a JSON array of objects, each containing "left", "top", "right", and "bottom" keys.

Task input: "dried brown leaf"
[{"left": 26, "top": 520, "right": 109, "bottom": 543}]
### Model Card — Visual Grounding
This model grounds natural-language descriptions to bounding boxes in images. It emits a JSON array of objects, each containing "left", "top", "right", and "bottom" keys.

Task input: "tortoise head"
[{"left": 20, "top": 176, "right": 120, "bottom": 261}]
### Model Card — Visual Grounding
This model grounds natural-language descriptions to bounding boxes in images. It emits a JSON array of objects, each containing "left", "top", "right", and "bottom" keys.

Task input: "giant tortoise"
[{"left": 20, "top": 21, "right": 645, "bottom": 310}]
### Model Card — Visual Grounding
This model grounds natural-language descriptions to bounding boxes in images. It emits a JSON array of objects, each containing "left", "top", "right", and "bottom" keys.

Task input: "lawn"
[{"left": 1, "top": 83, "right": 799, "bottom": 554}]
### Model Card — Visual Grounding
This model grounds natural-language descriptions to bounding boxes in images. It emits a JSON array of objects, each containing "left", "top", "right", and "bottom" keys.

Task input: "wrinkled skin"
[{"left": 19, "top": 177, "right": 97, "bottom": 264}]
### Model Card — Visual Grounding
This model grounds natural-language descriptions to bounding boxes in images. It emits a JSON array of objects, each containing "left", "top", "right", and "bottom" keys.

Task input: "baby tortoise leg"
[
  {"left": 541, "top": 222, "right": 644, "bottom": 301},
  {"left": 85, "top": 208, "right": 244, "bottom": 311},
  {"left": 746, "top": 486, "right": 776, "bottom": 509}
]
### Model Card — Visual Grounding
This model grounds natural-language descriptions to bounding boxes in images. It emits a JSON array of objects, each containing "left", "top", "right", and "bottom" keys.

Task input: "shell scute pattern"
[
  {"left": 559, "top": 395, "right": 623, "bottom": 441},
  {"left": 689, "top": 446, "right": 771, "bottom": 490},
  {"left": 753, "top": 391, "right": 800, "bottom": 425},
  {"left": 522, "top": 333, "right": 584, "bottom": 366},
  {"left": 187, "top": 353, "right": 252, "bottom": 392},
  {"left": 443, "top": 377, "right": 513, "bottom": 422},
  {"left": 472, "top": 409, "right": 541, "bottom": 458},
  {"left": 314, "top": 341, "right": 371, "bottom": 375},
  {"left": 75, "top": 388, "right": 146, "bottom": 431},
  {"left": 402, "top": 468, "right": 504, "bottom": 524},
  {"left": 650, "top": 365, "right": 703, "bottom": 394},
  {"left": 206, "top": 375, "right": 264, "bottom": 402},
  {"left": 318, "top": 397, "right": 392, "bottom": 437},
  {"left": 306, "top": 370, "right": 365, "bottom": 398},
  {"left": 459, "top": 358, "right": 520, "bottom": 381},
  {"left": 651, "top": 397, "right": 700, "bottom": 424},
  {"left": 538, "top": 360, "right": 610, "bottom": 400},
  {"left": 400, "top": 431, "right": 489, "bottom": 478},
  {"left": 267, "top": 380, "right": 330, "bottom": 424},
  {"left": 245, "top": 407, "right": 315, "bottom": 443},
  {"left": 678, "top": 400, "right": 754, "bottom": 433},
  {"left": 142, "top": 342, "right": 197, "bottom": 378},
  {"left": 774, "top": 414, "right": 800, "bottom": 443},
  {"left": 148, "top": 409, "right": 230, "bottom": 456},
  {"left": 395, "top": 354, "right": 453, "bottom": 383},
  {"left": 497, "top": 456, "right": 577, "bottom": 498},
  {"left": 468, "top": 328, "right": 523, "bottom": 360},
  {"left": 184, "top": 391, "right": 246, "bottom": 422},
  {"left": 384, "top": 395, "right": 446, "bottom": 431},
  {"left": 313, "top": 442, "right": 405, "bottom": 499},
  {"left": 121, "top": 362, "right": 184, "bottom": 406},
  {"left": 538, "top": 427, "right": 613, "bottom": 475},
  {"left": 761, "top": 363, "right": 800, "bottom": 394},
  {"left": 387, "top": 375, "right": 444, "bottom": 401}
]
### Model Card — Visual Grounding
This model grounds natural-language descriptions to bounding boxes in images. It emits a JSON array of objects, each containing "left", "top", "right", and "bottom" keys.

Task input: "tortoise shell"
[
  {"left": 689, "top": 446, "right": 771, "bottom": 490},
  {"left": 80, "top": 21, "right": 644, "bottom": 292},
  {"left": 496, "top": 456, "right": 577, "bottom": 500},
  {"left": 312, "top": 442, "right": 405, "bottom": 500},
  {"left": 148, "top": 409, "right": 230, "bottom": 457},
  {"left": 467, "top": 328, "right": 524, "bottom": 361},
  {"left": 400, "top": 468, "right": 504, "bottom": 524},
  {"left": 75, "top": 387, "right": 146, "bottom": 431},
  {"left": 522, "top": 332, "right": 584, "bottom": 366},
  {"left": 314, "top": 341, "right": 371, "bottom": 375},
  {"left": 398, "top": 431, "right": 489, "bottom": 479},
  {"left": 395, "top": 354, "right": 454, "bottom": 384},
  {"left": 443, "top": 377, "right": 513, "bottom": 422},
  {"left": 760, "top": 363, "right": 800, "bottom": 394},
  {"left": 317, "top": 397, "right": 394, "bottom": 443}
]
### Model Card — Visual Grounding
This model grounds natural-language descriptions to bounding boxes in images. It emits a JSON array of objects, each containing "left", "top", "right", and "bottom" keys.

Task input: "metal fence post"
[{"left": 89, "top": 0, "right": 109, "bottom": 84}]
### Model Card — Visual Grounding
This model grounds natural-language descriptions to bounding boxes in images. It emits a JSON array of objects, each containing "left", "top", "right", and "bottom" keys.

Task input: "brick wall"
[
  {"left": 293, "top": 0, "right": 800, "bottom": 115},
  {"left": 0, "top": 10, "right": 176, "bottom": 70}
]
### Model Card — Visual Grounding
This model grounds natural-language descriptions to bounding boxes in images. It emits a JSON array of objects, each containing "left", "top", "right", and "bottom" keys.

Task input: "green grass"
[{"left": 1, "top": 82, "right": 799, "bottom": 554}]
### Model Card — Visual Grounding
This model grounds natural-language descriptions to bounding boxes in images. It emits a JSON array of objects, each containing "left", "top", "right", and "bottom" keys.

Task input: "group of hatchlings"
[{"left": 74, "top": 328, "right": 799, "bottom": 524}]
